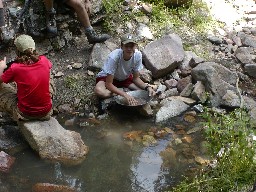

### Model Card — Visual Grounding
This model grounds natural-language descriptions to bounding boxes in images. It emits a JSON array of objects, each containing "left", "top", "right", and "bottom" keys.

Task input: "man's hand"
[{"left": 84, "top": 0, "right": 92, "bottom": 15}]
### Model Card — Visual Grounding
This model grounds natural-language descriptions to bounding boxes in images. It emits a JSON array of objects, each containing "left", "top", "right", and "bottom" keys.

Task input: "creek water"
[{"left": 2, "top": 105, "right": 206, "bottom": 192}]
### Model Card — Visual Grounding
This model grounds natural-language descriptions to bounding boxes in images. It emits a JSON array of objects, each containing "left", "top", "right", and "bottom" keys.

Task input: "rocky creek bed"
[{"left": 0, "top": 0, "right": 256, "bottom": 191}]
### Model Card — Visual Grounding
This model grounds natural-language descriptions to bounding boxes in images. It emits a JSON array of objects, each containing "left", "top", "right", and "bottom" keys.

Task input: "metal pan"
[{"left": 114, "top": 90, "right": 151, "bottom": 106}]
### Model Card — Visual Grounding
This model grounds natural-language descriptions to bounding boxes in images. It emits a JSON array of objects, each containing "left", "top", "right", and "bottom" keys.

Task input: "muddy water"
[{"left": 2, "top": 106, "right": 206, "bottom": 192}]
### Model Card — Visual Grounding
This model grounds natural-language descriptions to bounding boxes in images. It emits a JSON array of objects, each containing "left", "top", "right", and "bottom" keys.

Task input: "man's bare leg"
[{"left": 65, "top": 0, "right": 110, "bottom": 44}]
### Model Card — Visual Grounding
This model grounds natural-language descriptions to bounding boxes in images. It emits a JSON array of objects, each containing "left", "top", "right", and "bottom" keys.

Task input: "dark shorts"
[{"left": 96, "top": 75, "right": 133, "bottom": 88}]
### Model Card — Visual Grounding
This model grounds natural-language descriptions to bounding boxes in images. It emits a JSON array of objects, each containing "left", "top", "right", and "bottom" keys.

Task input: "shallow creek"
[{"left": 2, "top": 105, "right": 207, "bottom": 192}]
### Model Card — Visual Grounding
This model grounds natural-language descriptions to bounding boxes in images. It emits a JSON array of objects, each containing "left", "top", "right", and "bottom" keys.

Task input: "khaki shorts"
[{"left": 0, "top": 83, "right": 53, "bottom": 121}]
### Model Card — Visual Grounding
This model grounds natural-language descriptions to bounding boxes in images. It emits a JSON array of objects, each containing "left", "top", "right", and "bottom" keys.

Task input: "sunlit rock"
[
  {"left": 142, "top": 135, "right": 157, "bottom": 146},
  {"left": 18, "top": 117, "right": 89, "bottom": 166},
  {"left": 156, "top": 99, "right": 189, "bottom": 123},
  {"left": 123, "top": 130, "right": 143, "bottom": 141},
  {"left": 181, "top": 135, "right": 193, "bottom": 143},
  {"left": 142, "top": 34, "right": 185, "bottom": 79}
]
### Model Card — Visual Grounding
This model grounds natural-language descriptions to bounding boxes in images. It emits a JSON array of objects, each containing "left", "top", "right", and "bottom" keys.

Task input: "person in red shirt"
[{"left": 0, "top": 34, "right": 54, "bottom": 121}]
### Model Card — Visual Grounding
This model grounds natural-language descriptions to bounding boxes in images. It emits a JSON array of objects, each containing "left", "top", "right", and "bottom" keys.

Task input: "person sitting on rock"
[
  {"left": 43, "top": 0, "right": 110, "bottom": 44},
  {"left": 0, "top": 0, "right": 15, "bottom": 48},
  {"left": 0, "top": 34, "right": 55, "bottom": 121},
  {"left": 94, "top": 33, "right": 155, "bottom": 106}
]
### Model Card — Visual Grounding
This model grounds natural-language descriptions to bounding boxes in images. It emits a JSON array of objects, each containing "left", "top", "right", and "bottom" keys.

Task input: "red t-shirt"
[{"left": 1, "top": 55, "right": 52, "bottom": 116}]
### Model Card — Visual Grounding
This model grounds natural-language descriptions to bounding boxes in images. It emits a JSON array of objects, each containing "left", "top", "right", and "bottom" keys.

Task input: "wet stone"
[
  {"left": 0, "top": 151, "right": 15, "bottom": 173},
  {"left": 0, "top": 126, "right": 28, "bottom": 154},
  {"left": 32, "top": 183, "right": 76, "bottom": 192}
]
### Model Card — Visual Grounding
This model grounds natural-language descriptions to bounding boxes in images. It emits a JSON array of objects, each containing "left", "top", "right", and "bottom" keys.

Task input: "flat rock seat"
[{"left": 18, "top": 117, "right": 89, "bottom": 166}]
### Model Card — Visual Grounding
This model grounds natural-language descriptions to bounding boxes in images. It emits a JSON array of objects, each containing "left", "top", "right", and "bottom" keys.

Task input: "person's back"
[
  {"left": 0, "top": 34, "right": 53, "bottom": 121},
  {"left": 2, "top": 55, "right": 52, "bottom": 116}
]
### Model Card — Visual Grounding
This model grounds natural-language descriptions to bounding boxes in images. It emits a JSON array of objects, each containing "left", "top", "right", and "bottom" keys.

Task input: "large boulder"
[
  {"left": 88, "top": 39, "right": 118, "bottom": 70},
  {"left": 192, "top": 62, "right": 239, "bottom": 107},
  {"left": 18, "top": 117, "right": 89, "bottom": 166},
  {"left": 142, "top": 34, "right": 185, "bottom": 79}
]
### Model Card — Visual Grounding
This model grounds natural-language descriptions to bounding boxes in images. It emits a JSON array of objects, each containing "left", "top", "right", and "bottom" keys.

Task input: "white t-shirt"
[{"left": 97, "top": 48, "right": 143, "bottom": 81}]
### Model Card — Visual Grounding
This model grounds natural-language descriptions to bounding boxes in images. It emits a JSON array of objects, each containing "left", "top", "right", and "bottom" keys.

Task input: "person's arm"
[
  {"left": 105, "top": 74, "right": 139, "bottom": 105},
  {"left": 0, "top": 57, "right": 7, "bottom": 84},
  {"left": 0, "top": 57, "right": 7, "bottom": 76},
  {"left": 132, "top": 71, "right": 155, "bottom": 96}
]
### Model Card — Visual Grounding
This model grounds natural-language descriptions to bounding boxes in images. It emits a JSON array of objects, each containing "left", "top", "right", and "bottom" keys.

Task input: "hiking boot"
[
  {"left": 85, "top": 29, "right": 110, "bottom": 44},
  {"left": 46, "top": 8, "right": 57, "bottom": 36}
]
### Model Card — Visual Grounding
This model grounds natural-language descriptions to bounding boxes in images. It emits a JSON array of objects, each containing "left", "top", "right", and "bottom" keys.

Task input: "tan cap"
[
  {"left": 14, "top": 35, "right": 35, "bottom": 52},
  {"left": 121, "top": 33, "right": 137, "bottom": 45}
]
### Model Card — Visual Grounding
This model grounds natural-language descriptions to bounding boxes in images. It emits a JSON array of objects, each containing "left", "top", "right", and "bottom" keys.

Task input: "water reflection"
[
  {"left": 130, "top": 139, "right": 170, "bottom": 192},
  {"left": 54, "top": 162, "right": 85, "bottom": 191}
]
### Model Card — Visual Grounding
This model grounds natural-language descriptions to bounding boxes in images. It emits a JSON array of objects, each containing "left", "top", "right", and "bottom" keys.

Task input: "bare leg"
[
  {"left": 65, "top": 0, "right": 110, "bottom": 44},
  {"left": 94, "top": 81, "right": 113, "bottom": 98},
  {"left": 65, "top": 0, "right": 90, "bottom": 28}
]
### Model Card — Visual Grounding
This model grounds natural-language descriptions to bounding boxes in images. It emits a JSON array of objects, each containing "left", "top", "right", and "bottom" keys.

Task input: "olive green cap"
[{"left": 121, "top": 33, "right": 137, "bottom": 45}]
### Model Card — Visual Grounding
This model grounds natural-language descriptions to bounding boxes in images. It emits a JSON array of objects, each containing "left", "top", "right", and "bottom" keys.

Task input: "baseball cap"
[
  {"left": 14, "top": 35, "right": 35, "bottom": 52},
  {"left": 121, "top": 33, "right": 137, "bottom": 45}
]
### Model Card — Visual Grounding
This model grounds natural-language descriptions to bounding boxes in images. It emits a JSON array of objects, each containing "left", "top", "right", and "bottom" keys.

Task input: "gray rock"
[
  {"left": 234, "top": 47, "right": 254, "bottom": 64},
  {"left": 241, "top": 35, "right": 256, "bottom": 48},
  {"left": 232, "top": 35, "right": 242, "bottom": 47},
  {"left": 192, "top": 62, "right": 239, "bottom": 107},
  {"left": 155, "top": 99, "right": 189, "bottom": 123},
  {"left": 207, "top": 36, "right": 223, "bottom": 45},
  {"left": 177, "top": 75, "right": 192, "bottom": 93},
  {"left": 142, "top": 34, "right": 185, "bottom": 78},
  {"left": 244, "top": 63, "right": 256, "bottom": 78},
  {"left": 18, "top": 117, "right": 89, "bottom": 166},
  {"left": 222, "top": 90, "right": 241, "bottom": 107},
  {"left": 140, "top": 68, "right": 153, "bottom": 83},
  {"left": 88, "top": 39, "right": 118, "bottom": 70},
  {"left": 191, "top": 81, "right": 207, "bottom": 103},
  {"left": 180, "top": 83, "right": 193, "bottom": 97}
]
